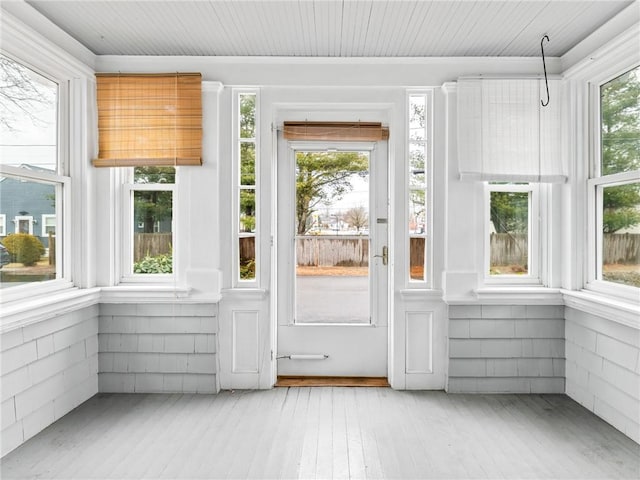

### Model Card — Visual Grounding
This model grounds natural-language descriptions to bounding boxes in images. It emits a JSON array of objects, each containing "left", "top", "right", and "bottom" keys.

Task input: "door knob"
[{"left": 373, "top": 246, "right": 388, "bottom": 266}]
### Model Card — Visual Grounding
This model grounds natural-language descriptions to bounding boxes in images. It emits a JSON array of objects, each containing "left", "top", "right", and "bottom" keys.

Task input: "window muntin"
[
  {"left": 0, "top": 55, "right": 65, "bottom": 291},
  {"left": 485, "top": 183, "right": 539, "bottom": 283},
  {"left": 408, "top": 92, "right": 430, "bottom": 283},
  {"left": 591, "top": 66, "right": 640, "bottom": 291},
  {"left": 236, "top": 92, "right": 257, "bottom": 283},
  {"left": 123, "top": 166, "right": 175, "bottom": 278}
]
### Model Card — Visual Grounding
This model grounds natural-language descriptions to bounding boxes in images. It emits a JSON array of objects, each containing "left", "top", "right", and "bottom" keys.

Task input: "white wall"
[{"left": 1, "top": 305, "right": 99, "bottom": 456}]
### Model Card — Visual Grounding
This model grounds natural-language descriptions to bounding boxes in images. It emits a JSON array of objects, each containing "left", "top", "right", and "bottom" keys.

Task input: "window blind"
[
  {"left": 457, "top": 78, "right": 565, "bottom": 183},
  {"left": 283, "top": 121, "right": 389, "bottom": 141},
  {"left": 93, "top": 73, "right": 202, "bottom": 167}
]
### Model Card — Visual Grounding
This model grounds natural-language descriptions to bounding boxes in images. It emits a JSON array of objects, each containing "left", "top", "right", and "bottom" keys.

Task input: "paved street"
[{"left": 296, "top": 275, "right": 369, "bottom": 323}]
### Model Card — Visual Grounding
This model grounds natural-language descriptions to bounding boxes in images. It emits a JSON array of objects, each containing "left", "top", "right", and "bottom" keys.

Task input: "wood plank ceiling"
[{"left": 22, "top": 0, "right": 635, "bottom": 57}]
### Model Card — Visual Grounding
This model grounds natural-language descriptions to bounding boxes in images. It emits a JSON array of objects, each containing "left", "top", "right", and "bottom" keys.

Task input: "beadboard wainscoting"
[
  {"left": 448, "top": 305, "right": 565, "bottom": 393},
  {"left": 98, "top": 303, "right": 219, "bottom": 395},
  {"left": 565, "top": 307, "right": 640, "bottom": 444},
  {"left": 1, "top": 305, "right": 100, "bottom": 457}
]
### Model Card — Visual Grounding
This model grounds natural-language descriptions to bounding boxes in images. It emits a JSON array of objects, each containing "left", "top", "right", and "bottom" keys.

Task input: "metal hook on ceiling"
[{"left": 540, "top": 34, "right": 550, "bottom": 107}]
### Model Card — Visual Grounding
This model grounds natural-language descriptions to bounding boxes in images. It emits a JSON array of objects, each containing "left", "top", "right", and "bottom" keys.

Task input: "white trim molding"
[{"left": 562, "top": 289, "right": 640, "bottom": 329}]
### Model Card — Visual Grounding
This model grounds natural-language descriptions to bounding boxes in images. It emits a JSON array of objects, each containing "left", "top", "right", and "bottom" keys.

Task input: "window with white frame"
[
  {"left": 0, "top": 54, "right": 64, "bottom": 289},
  {"left": 235, "top": 91, "right": 258, "bottom": 283},
  {"left": 589, "top": 65, "right": 640, "bottom": 291},
  {"left": 485, "top": 183, "right": 540, "bottom": 282},
  {"left": 408, "top": 91, "right": 431, "bottom": 284},
  {"left": 123, "top": 166, "right": 175, "bottom": 277},
  {"left": 41, "top": 214, "right": 56, "bottom": 236}
]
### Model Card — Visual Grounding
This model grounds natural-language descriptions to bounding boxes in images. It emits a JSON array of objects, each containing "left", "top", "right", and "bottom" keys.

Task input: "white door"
[{"left": 276, "top": 139, "right": 388, "bottom": 377}]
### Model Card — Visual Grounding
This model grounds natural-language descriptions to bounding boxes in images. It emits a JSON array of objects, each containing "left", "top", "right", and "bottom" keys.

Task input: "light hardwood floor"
[{"left": 2, "top": 389, "right": 639, "bottom": 479}]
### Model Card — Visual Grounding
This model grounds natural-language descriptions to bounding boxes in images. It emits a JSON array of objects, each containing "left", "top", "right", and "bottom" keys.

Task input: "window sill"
[
  {"left": 1, "top": 286, "right": 101, "bottom": 333},
  {"left": 446, "top": 287, "right": 563, "bottom": 305},
  {"left": 562, "top": 289, "right": 640, "bottom": 329},
  {"left": 100, "top": 285, "right": 199, "bottom": 303}
]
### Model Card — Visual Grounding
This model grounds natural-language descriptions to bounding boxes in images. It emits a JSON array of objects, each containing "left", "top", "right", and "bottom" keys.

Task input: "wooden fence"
[
  {"left": 490, "top": 232, "right": 640, "bottom": 266},
  {"left": 140, "top": 232, "right": 639, "bottom": 267},
  {"left": 296, "top": 236, "right": 369, "bottom": 267},
  {"left": 134, "top": 233, "right": 172, "bottom": 262},
  {"left": 490, "top": 233, "right": 528, "bottom": 267},
  {"left": 603, "top": 233, "right": 640, "bottom": 264}
]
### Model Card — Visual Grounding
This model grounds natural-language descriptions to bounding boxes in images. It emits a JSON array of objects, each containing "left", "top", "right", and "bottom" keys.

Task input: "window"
[
  {"left": 0, "top": 54, "right": 65, "bottom": 289},
  {"left": 485, "top": 183, "right": 540, "bottom": 283},
  {"left": 235, "top": 91, "right": 258, "bottom": 283},
  {"left": 590, "top": 65, "right": 640, "bottom": 292},
  {"left": 41, "top": 214, "right": 56, "bottom": 236},
  {"left": 408, "top": 92, "right": 431, "bottom": 283},
  {"left": 123, "top": 167, "right": 175, "bottom": 278}
]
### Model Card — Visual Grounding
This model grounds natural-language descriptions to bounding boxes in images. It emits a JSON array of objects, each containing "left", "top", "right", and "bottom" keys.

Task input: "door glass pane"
[{"left": 295, "top": 150, "right": 370, "bottom": 323}]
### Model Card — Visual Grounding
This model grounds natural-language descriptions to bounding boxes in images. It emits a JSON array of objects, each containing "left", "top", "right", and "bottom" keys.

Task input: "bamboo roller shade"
[
  {"left": 93, "top": 73, "right": 202, "bottom": 167},
  {"left": 283, "top": 121, "right": 389, "bottom": 141}
]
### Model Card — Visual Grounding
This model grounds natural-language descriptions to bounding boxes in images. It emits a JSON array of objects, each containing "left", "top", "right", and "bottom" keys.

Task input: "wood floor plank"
[
  {"left": 2, "top": 390, "right": 639, "bottom": 480},
  {"left": 296, "top": 387, "right": 322, "bottom": 479}
]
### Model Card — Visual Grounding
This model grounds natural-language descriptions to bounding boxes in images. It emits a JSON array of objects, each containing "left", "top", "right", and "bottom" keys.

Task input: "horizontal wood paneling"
[
  {"left": 448, "top": 305, "right": 565, "bottom": 394},
  {"left": 98, "top": 303, "right": 218, "bottom": 394},
  {"left": 0, "top": 305, "right": 99, "bottom": 457},
  {"left": 565, "top": 307, "right": 640, "bottom": 444}
]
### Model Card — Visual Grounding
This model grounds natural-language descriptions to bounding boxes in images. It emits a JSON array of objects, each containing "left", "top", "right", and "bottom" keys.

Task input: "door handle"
[{"left": 373, "top": 246, "right": 388, "bottom": 266}]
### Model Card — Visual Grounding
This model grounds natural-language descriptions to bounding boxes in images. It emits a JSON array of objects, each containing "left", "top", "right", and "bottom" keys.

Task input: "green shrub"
[
  {"left": 3, "top": 233, "right": 45, "bottom": 266},
  {"left": 239, "top": 259, "right": 255, "bottom": 279},
  {"left": 133, "top": 253, "right": 173, "bottom": 274}
]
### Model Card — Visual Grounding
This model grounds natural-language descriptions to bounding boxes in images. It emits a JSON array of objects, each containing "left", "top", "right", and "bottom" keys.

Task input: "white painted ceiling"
[{"left": 20, "top": 0, "right": 636, "bottom": 57}]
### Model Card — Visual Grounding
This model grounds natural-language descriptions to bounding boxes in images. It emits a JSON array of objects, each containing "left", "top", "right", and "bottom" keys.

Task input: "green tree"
[
  {"left": 601, "top": 67, "right": 640, "bottom": 233},
  {"left": 490, "top": 191, "right": 528, "bottom": 234},
  {"left": 133, "top": 167, "right": 174, "bottom": 233},
  {"left": 295, "top": 151, "right": 369, "bottom": 234}
]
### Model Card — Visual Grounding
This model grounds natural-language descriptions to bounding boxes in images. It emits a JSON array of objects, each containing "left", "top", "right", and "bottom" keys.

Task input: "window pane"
[
  {"left": 239, "top": 189, "right": 256, "bottom": 233},
  {"left": 489, "top": 191, "right": 529, "bottom": 275},
  {"left": 409, "top": 143, "right": 426, "bottom": 187},
  {"left": 239, "top": 236, "right": 256, "bottom": 280},
  {"left": 409, "top": 95, "right": 427, "bottom": 140},
  {"left": 0, "top": 55, "right": 58, "bottom": 173},
  {"left": 601, "top": 66, "right": 640, "bottom": 175},
  {"left": 134, "top": 166, "right": 175, "bottom": 184},
  {"left": 601, "top": 182, "right": 640, "bottom": 287},
  {"left": 133, "top": 190, "right": 172, "bottom": 274},
  {"left": 409, "top": 236, "right": 425, "bottom": 281},
  {"left": 240, "top": 94, "right": 256, "bottom": 139},
  {"left": 0, "top": 178, "right": 58, "bottom": 287},
  {"left": 240, "top": 143, "right": 255, "bottom": 185},
  {"left": 295, "top": 150, "right": 370, "bottom": 323}
]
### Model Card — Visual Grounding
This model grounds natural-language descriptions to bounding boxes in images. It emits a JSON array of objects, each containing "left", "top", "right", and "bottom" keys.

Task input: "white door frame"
[{"left": 275, "top": 139, "right": 389, "bottom": 377}]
